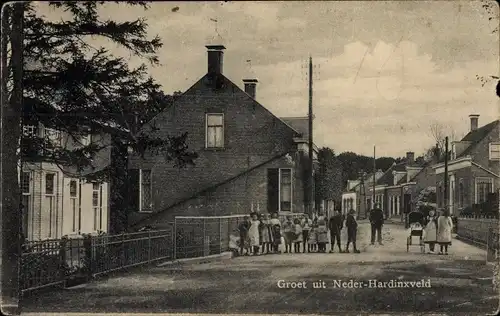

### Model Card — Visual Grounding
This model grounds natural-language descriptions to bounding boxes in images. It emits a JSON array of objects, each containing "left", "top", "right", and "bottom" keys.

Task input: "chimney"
[
  {"left": 406, "top": 151, "right": 415, "bottom": 164},
  {"left": 243, "top": 79, "right": 258, "bottom": 99},
  {"left": 469, "top": 114, "right": 479, "bottom": 132},
  {"left": 206, "top": 45, "right": 226, "bottom": 75}
]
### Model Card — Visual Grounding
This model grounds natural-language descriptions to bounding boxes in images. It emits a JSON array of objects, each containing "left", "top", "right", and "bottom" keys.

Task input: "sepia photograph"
[{"left": 1, "top": 1, "right": 499, "bottom": 315}]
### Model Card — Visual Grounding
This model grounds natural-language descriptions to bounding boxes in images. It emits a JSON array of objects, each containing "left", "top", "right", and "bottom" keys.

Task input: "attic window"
[
  {"left": 489, "top": 142, "right": 500, "bottom": 160},
  {"left": 206, "top": 113, "right": 224, "bottom": 148}
]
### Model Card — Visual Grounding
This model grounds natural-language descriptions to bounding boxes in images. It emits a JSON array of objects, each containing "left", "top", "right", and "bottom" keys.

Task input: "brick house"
[
  {"left": 21, "top": 123, "right": 111, "bottom": 240},
  {"left": 433, "top": 114, "right": 500, "bottom": 215},
  {"left": 366, "top": 152, "right": 430, "bottom": 220},
  {"left": 128, "top": 44, "right": 318, "bottom": 229}
]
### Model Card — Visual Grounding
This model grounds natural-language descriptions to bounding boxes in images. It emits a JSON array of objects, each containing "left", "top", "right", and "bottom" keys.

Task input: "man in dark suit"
[
  {"left": 329, "top": 209, "right": 343, "bottom": 253},
  {"left": 369, "top": 203, "right": 384, "bottom": 245}
]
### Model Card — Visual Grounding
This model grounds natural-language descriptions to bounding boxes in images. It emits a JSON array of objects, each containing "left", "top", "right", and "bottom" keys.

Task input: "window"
[
  {"left": 21, "top": 172, "right": 32, "bottom": 239},
  {"left": 70, "top": 180, "right": 78, "bottom": 233},
  {"left": 438, "top": 183, "right": 443, "bottom": 207},
  {"left": 476, "top": 178, "right": 494, "bottom": 204},
  {"left": 139, "top": 170, "right": 152, "bottom": 212},
  {"left": 206, "top": 113, "right": 224, "bottom": 148},
  {"left": 279, "top": 169, "right": 292, "bottom": 211},
  {"left": 489, "top": 143, "right": 500, "bottom": 160},
  {"left": 45, "top": 173, "right": 56, "bottom": 238},
  {"left": 458, "top": 180, "right": 464, "bottom": 208},
  {"left": 23, "top": 125, "right": 36, "bottom": 137},
  {"left": 44, "top": 128, "right": 62, "bottom": 148},
  {"left": 92, "top": 183, "right": 102, "bottom": 231}
]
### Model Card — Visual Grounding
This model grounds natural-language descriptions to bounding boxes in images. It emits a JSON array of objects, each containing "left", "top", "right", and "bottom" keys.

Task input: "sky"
[{"left": 37, "top": 1, "right": 499, "bottom": 158}]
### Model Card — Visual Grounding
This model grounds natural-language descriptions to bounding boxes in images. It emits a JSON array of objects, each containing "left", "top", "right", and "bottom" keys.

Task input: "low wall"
[{"left": 456, "top": 217, "right": 498, "bottom": 246}]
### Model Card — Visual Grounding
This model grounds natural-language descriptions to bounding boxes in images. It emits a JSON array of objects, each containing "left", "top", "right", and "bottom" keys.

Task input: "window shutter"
[
  {"left": 267, "top": 168, "right": 279, "bottom": 213},
  {"left": 128, "top": 169, "right": 140, "bottom": 212}
]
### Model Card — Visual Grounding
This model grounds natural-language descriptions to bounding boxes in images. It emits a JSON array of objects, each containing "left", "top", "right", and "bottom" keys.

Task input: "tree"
[
  {"left": 424, "top": 122, "right": 463, "bottom": 162},
  {"left": 315, "top": 147, "right": 343, "bottom": 206},
  {"left": 476, "top": 0, "right": 499, "bottom": 98},
  {"left": 337, "top": 151, "right": 398, "bottom": 188},
  {"left": 15, "top": 2, "right": 198, "bottom": 233},
  {"left": 2, "top": 3, "right": 24, "bottom": 311}
]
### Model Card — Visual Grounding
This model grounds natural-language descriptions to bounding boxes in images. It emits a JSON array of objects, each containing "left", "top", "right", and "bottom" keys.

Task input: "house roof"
[{"left": 458, "top": 120, "right": 499, "bottom": 158}]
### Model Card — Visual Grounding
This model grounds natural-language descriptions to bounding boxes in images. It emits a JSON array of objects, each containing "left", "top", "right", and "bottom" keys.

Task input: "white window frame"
[
  {"left": 489, "top": 142, "right": 500, "bottom": 161},
  {"left": 44, "top": 128, "right": 62, "bottom": 148},
  {"left": 475, "top": 177, "right": 494, "bottom": 204},
  {"left": 21, "top": 171, "right": 33, "bottom": 239},
  {"left": 278, "top": 168, "right": 293, "bottom": 212},
  {"left": 92, "top": 182, "right": 102, "bottom": 232},
  {"left": 44, "top": 172, "right": 57, "bottom": 238},
  {"left": 205, "top": 113, "right": 224, "bottom": 149},
  {"left": 69, "top": 180, "right": 79, "bottom": 233},
  {"left": 139, "top": 169, "right": 153, "bottom": 212},
  {"left": 23, "top": 125, "right": 36, "bottom": 137}
]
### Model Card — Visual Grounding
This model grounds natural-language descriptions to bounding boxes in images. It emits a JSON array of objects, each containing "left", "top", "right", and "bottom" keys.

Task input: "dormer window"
[
  {"left": 206, "top": 113, "right": 224, "bottom": 148},
  {"left": 451, "top": 143, "right": 456, "bottom": 160},
  {"left": 489, "top": 142, "right": 500, "bottom": 160}
]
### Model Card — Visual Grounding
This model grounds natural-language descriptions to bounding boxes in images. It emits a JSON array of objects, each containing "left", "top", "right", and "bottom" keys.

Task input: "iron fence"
[
  {"left": 21, "top": 212, "right": 307, "bottom": 295},
  {"left": 20, "top": 227, "right": 174, "bottom": 295},
  {"left": 174, "top": 215, "right": 246, "bottom": 259}
]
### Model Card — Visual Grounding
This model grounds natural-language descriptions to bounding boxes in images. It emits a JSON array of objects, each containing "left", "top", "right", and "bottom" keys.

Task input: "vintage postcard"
[{"left": 1, "top": 1, "right": 499, "bottom": 315}]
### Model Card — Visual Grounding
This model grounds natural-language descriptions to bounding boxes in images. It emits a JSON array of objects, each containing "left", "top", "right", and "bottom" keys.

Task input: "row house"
[
  {"left": 21, "top": 123, "right": 111, "bottom": 240},
  {"left": 367, "top": 152, "right": 432, "bottom": 220},
  {"left": 341, "top": 169, "right": 385, "bottom": 218},
  {"left": 433, "top": 114, "right": 499, "bottom": 215},
  {"left": 128, "top": 44, "right": 319, "bottom": 230}
]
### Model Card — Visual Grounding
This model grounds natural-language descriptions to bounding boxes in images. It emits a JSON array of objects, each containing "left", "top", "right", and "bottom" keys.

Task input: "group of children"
[{"left": 237, "top": 209, "right": 360, "bottom": 255}]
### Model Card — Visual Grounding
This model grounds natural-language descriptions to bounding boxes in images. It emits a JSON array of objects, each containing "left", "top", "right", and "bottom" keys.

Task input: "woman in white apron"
[
  {"left": 423, "top": 209, "right": 437, "bottom": 254},
  {"left": 436, "top": 209, "right": 453, "bottom": 255}
]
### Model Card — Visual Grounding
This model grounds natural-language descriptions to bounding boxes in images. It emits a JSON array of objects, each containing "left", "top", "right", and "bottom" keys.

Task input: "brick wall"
[{"left": 129, "top": 74, "right": 305, "bottom": 228}]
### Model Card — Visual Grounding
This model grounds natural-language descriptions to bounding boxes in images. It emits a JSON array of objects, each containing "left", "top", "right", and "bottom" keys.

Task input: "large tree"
[
  {"left": 10, "top": 2, "right": 197, "bottom": 234},
  {"left": 315, "top": 147, "right": 343, "bottom": 206}
]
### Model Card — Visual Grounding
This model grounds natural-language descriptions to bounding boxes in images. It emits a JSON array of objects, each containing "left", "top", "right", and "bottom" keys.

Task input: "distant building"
[
  {"left": 128, "top": 44, "right": 320, "bottom": 229},
  {"left": 341, "top": 170, "right": 385, "bottom": 218}
]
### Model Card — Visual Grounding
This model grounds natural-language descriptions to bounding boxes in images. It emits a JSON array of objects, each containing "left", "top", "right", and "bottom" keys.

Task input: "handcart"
[{"left": 406, "top": 211, "right": 425, "bottom": 253}]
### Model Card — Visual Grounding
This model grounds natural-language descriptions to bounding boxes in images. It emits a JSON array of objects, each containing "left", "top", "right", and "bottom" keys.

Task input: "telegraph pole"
[
  {"left": 372, "top": 146, "right": 376, "bottom": 210},
  {"left": 444, "top": 137, "right": 449, "bottom": 213},
  {"left": 308, "top": 56, "right": 314, "bottom": 216}
]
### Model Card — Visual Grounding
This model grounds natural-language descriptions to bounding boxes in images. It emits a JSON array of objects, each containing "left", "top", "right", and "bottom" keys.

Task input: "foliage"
[
  {"left": 314, "top": 147, "right": 342, "bottom": 202},
  {"left": 19, "top": 1, "right": 198, "bottom": 182},
  {"left": 336, "top": 151, "right": 399, "bottom": 187}
]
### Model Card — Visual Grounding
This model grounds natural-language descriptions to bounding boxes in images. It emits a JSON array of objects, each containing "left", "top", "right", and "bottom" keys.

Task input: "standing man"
[
  {"left": 369, "top": 203, "right": 384, "bottom": 245},
  {"left": 329, "top": 209, "right": 343, "bottom": 253}
]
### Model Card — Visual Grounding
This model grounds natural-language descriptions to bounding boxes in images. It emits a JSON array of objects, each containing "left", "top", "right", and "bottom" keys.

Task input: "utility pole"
[
  {"left": 444, "top": 136, "right": 449, "bottom": 213},
  {"left": 308, "top": 56, "right": 314, "bottom": 216},
  {"left": 372, "top": 146, "right": 376, "bottom": 210}
]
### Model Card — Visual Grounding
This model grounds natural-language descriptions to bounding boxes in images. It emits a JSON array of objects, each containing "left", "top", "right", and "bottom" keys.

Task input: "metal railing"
[
  {"left": 20, "top": 227, "right": 174, "bottom": 295},
  {"left": 174, "top": 215, "right": 246, "bottom": 259}
]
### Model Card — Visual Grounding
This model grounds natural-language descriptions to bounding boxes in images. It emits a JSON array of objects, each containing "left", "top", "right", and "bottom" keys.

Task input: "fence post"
[
  {"left": 59, "top": 237, "right": 68, "bottom": 288},
  {"left": 219, "top": 218, "right": 223, "bottom": 254},
  {"left": 148, "top": 231, "right": 152, "bottom": 263},
  {"left": 172, "top": 220, "right": 177, "bottom": 261},
  {"left": 121, "top": 233, "right": 126, "bottom": 267},
  {"left": 82, "top": 234, "right": 92, "bottom": 281},
  {"left": 203, "top": 218, "right": 207, "bottom": 257}
]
